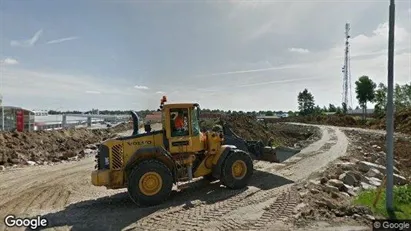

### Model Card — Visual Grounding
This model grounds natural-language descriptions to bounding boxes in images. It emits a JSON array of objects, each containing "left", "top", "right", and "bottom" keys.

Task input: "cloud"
[
  {"left": 134, "top": 85, "right": 149, "bottom": 90},
  {"left": 155, "top": 91, "right": 166, "bottom": 94},
  {"left": 1, "top": 67, "right": 154, "bottom": 110},
  {"left": 194, "top": 63, "right": 308, "bottom": 78},
  {"left": 183, "top": 20, "right": 411, "bottom": 111},
  {"left": 0, "top": 58, "right": 19, "bottom": 65},
  {"left": 288, "top": 48, "right": 310, "bottom": 54},
  {"left": 247, "top": 22, "right": 275, "bottom": 41},
  {"left": 85, "top": 90, "right": 101, "bottom": 94},
  {"left": 46, "top": 36, "right": 79, "bottom": 44},
  {"left": 10, "top": 29, "right": 43, "bottom": 47},
  {"left": 328, "top": 22, "right": 410, "bottom": 60},
  {"left": 197, "top": 76, "right": 323, "bottom": 92}
]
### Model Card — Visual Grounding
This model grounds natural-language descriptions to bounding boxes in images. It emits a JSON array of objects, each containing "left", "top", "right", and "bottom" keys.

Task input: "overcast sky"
[{"left": 0, "top": 0, "right": 410, "bottom": 111}]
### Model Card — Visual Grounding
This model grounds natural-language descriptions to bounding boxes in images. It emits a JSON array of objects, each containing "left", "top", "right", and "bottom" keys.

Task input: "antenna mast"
[{"left": 342, "top": 22, "right": 352, "bottom": 109}]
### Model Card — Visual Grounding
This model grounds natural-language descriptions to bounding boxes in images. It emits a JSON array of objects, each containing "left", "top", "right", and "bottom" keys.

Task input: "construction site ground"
[
  {"left": 0, "top": 116, "right": 410, "bottom": 231},
  {"left": 276, "top": 108, "right": 411, "bottom": 135}
]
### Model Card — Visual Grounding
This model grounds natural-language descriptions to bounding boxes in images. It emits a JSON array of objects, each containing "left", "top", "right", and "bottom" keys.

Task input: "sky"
[{"left": 0, "top": 0, "right": 410, "bottom": 112}]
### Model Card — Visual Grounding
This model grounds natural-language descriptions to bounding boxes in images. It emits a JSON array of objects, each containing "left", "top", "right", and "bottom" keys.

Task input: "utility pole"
[
  {"left": 386, "top": 0, "right": 395, "bottom": 216},
  {"left": 342, "top": 23, "right": 352, "bottom": 109},
  {"left": 0, "top": 65, "right": 4, "bottom": 131},
  {"left": 0, "top": 93, "right": 3, "bottom": 131}
]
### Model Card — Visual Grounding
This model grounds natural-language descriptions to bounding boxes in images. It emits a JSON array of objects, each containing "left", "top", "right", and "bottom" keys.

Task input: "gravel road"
[{"left": 0, "top": 125, "right": 353, "bottom": 231}]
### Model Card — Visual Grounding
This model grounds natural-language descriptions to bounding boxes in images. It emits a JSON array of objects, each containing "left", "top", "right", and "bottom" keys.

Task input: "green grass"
[{"left": 353, "top": 184, "right": 411, "bottom": 219}]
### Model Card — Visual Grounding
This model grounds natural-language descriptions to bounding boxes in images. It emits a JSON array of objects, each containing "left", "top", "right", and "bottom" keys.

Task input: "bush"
[{"left": 354, "top": 184, "right": 411, "bottom": 219}]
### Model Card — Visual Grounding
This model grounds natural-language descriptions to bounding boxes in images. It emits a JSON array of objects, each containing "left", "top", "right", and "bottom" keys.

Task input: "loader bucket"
[
  {"left": 269, "top": 146, "right": 301, "bottom": 162},
  {"left": 261, "top": 146, "right": 279, "bottom": 162},
  {"left": 220, "top": 123, "right": 300, "bottom": 163}
]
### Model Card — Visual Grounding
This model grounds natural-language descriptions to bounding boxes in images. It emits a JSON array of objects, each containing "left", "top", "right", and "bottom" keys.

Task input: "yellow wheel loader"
[{"left": 91, "top": 96, "right": 278, "bottom": 206}]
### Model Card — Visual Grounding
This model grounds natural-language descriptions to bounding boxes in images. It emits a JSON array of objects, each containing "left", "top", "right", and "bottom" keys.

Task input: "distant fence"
[
  {"left": 62, "top": 114, "right": 130, "bottom": 128},
  {"left": 32, "top": 114, "right": 130, "bottom": 131}
]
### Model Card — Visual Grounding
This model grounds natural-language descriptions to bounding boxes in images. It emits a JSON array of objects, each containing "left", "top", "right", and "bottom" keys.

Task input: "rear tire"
[
  {"left": 220, "top": 150, "right": 253, "bottom": 189},
  {"left": 127, "top": 159, "right": 173, "bottom": 206}
]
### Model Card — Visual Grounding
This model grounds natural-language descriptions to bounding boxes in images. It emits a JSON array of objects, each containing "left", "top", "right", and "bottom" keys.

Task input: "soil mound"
[
  {"left": 369, "top": 108, "right": 411, "bottom": 134},
  {"left": 275, "top": 108, "right": 411, "bottom": 135},
  {"left": 201, "top": 114, "right": 321, "bottom": 147},
  {"left": 277, "top": 114, "right": 360, "bottom": 127},
  {"left": 0, "top": 122, "right": 133, "bottom": 166}
]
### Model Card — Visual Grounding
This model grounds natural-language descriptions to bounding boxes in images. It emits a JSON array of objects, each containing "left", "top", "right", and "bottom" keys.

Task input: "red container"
[{"left": 16, "top": 110, "right": 24, "bottom": 132}]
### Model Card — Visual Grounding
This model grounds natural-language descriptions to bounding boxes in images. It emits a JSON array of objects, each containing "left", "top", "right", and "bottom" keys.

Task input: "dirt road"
[{"left": 1, "top": 125, "right": 352, "bottom": 231}]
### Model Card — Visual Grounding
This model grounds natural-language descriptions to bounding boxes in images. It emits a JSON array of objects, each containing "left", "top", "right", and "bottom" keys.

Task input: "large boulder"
[
  {"left": 324, "top": 184, "right": 340, "bottom": 193},
  {"left": 394, "top": 174, "right": 408, "bottom": 185},
  {"left": 360, "top": 182, "right": 376, "bottom": 190},
  {"left": 338, "top": 162, "right": 356, "bottom": 171},
  {"left": 369, "top": 153, "right": 380, "bottom": 163},
  {"left": 358, "top": 161, "right": 378, "bottom": 172},
  {"left": 357, "top": 161, "right": 400, "bottom": 175},
  {"left": 365, "top": 168, "right": 384, "bottom": 180},
  {"left": 364, "top": 177, "right": 382, "bottom": 187},
  {"left": 328, "top": 179, "right": 345, "bottom": 189},
  {"left": 339, "top": 171, "right": 362, "bottom": 186}
]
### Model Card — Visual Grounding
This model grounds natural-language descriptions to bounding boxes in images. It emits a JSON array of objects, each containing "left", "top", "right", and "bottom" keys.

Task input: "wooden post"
[{"left": 373, "top": 175, "right": 387, "bottom": 208}]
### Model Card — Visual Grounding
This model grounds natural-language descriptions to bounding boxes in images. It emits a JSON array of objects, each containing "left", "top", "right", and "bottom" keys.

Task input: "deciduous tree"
[
  {"left": 355, "top": 76, "right": 376, "bottom": 119},
  {"left": 297, "top": 89, "right": 315, "bottom": 116}
]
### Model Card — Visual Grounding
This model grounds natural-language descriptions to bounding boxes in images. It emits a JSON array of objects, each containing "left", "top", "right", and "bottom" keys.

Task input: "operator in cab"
[{"left": 174, "top": 111, "right": 185, "bottom": 130}]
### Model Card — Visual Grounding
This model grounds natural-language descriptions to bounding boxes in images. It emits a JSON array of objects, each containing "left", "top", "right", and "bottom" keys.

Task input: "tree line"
[
  {"left": 297, "top": 75, "right": 411, "bottom": 118},
  {"left": 47, "top": 76, "right": 409, "bottom": 119},
  {"left": 48, "top": 108, "right": 294, "bottom": 118}
]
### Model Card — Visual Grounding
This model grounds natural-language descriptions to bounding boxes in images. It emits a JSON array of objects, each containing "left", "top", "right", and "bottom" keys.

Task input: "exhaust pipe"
[{"left": 130, "top": 111, "right": 140, "bottom": 135}]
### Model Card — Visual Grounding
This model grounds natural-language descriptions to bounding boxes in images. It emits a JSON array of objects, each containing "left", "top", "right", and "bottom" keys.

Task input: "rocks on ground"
[{"left": 292, "top": 129, "right": 410, "bottom": 225}]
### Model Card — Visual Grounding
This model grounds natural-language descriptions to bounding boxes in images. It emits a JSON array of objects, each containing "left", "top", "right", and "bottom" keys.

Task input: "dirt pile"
[
  {"left": 276, "top": 108, "right": 411, "bottom": 135},
  {"left": 369, "top": 108, "right": 411, "bottom": 134},
  {"left": 343, "top": 129, "right": 411, "bottom": 178},
  {"left": 276, "top": 114, "right": 361, "bottom": 127},
  {"left": 0, "top": 122, "right": 133, "bottom": 167},
  {"left": 212, "top": 114, "right": 321, "bottom": 147}
]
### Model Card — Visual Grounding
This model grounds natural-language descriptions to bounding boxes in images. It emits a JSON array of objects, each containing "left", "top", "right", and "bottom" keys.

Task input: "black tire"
[
  {"left": 220, "top": 150, "right": 253, "bottom": 189},
  {"left": 127, "top": 159, "right": 173, "bottom": 206}
]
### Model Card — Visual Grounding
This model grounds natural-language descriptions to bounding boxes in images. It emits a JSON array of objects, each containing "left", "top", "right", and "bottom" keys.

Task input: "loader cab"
[{"left": 162, "top": 103, "right": 203, "bottom": 154}]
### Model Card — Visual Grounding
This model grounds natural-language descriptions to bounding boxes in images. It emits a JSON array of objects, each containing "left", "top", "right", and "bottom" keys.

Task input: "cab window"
[
  {"left": 170, "top": 108, "right": 189, "bottom": 137},
  {"left": 191, "top": 107, "right": 200, "bottom": 136}
]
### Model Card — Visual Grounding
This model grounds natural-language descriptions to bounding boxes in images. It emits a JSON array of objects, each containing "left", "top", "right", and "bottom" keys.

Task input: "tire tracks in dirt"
[
  {"left": 215, "top": 188, "right": 300, "bottom": 231},
  {"left": 0, "top": 125, "right": 348, "bottom": 231},
  {"left": 129, "top": 125, "right": 348, "bottom": 230}
]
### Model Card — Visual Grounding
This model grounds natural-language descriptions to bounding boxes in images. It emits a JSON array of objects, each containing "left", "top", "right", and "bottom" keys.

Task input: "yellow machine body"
[{"left": 91, "top": 101, "right": 232, "bottom": 190}]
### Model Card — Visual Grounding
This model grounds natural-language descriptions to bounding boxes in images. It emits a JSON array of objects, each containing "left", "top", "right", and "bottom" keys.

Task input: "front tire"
[
  {"left": 220, "top": 150, "right": 253, "bottom": 189},
  {"left": 127, "top": 159, "right": 173, "bottom": 206}
]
